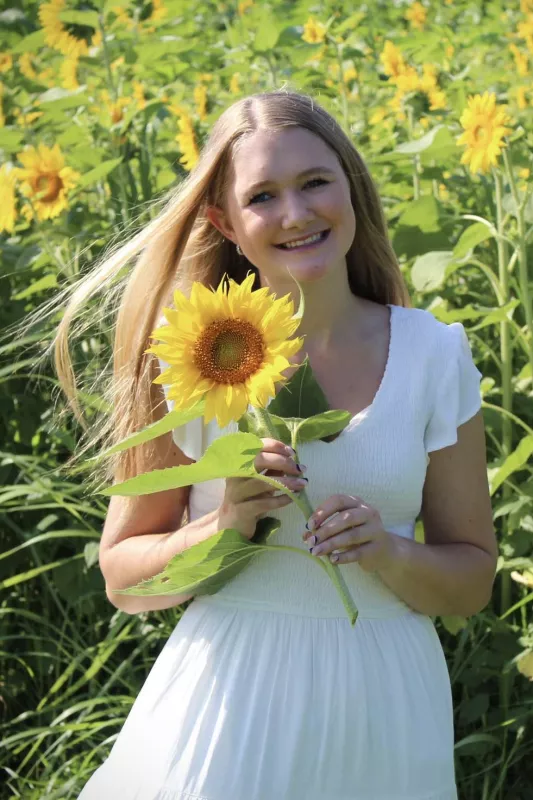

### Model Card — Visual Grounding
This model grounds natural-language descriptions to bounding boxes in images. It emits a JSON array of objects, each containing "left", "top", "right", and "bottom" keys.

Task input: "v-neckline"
[{"left": 336, "top": 303, "right": 396, "bottom": 436}]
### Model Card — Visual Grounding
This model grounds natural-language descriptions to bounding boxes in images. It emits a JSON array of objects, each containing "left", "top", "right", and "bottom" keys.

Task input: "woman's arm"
[{"left": 377, "top": 410, "right": 498, "bottom": 617}]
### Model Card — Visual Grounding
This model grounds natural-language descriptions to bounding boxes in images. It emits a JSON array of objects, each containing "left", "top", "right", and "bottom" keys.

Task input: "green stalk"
[
  {"left": 406, "top": 106, "right": 421, "bottom": 200},
  {"left": 502, "top": 148, "right": 533, "bottom": 378},
  {"left": 252, "top": 407, "right": 358, "bottom": 625},
  {"left": 493, "top": 167, "right": 513, "bottom": 796}
]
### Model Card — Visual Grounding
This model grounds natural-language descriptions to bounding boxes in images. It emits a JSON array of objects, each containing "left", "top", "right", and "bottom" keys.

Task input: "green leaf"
[
  {"left": 38, "top": 87, "right": 88, "bottom": 109},
  {"left": 411, "top": 251, "right": 456, "bottom": 293},
  {"left": 102, "top": 431, "right": 264, "bottom": 496},
  {"left": 397, "top": 196, "right": 440, "bottom": 232},
  {"left": 489, "top": 435, "right": 533, "bottom": 495},
  {"left": 77, "top": 158, "right": 124, "bottom": 189},
  {"left": 468, "top": 300, "right": 520, "bottom": 331},
  {"left": 440, "top": 615, "right": 468, "bottom": 635},
  {"left": 453, "top": 222, "right": 494, "bottom": 261},
  {"left": 58, "top": 10, "right": 99, "bottom": 28},
  {"left": 11, "top": 30, "right": 46, "bottom": 53},
  {"left": 116, "top": 527, "right": 280, "bottom": 598},
  {"left": 253, "top": 11, "right": 281, "bottom": 51},
  {"left": 295, "top": 410, "right": 353, "bottom": 442},
  {"left": 268, "top": 358, "right": 329, "bottom": 418},
  {"left": 90, "top": 400, "right": 205, "bottom": 461},
  {"left": 13, "top": 274, "right": 58, "bottom": 300},
  {"left": 395, "top": 125, "right": 445, "bottom": 155},
  {"left": 239, "top": 410, "right": 291, "bottom": 444},
  {"left": 0, "top": 129, "right": 24, "bottom": 152}
]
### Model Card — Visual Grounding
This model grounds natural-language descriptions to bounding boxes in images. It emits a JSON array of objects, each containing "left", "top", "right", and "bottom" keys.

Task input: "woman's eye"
[
  {"left": 250, "top": 178, "right": 329, "bottom": 205},
  {"left": 249, "top": 191, "right": 272, "bottom": 205}
]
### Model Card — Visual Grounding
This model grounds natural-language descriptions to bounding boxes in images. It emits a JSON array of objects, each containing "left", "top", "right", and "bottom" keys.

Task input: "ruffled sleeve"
[{"left": 424, "top": 322, "right": 483, "bottom": 453}]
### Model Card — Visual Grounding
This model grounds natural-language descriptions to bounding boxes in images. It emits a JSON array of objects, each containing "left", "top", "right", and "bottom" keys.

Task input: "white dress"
[{"left": 79, "top": 304, "right": 482, "bottom": 800}]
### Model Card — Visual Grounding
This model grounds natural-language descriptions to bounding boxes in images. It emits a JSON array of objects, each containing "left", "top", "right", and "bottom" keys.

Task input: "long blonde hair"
[{"left": 50, "top": 90, "right": 410, "bottom": 486}]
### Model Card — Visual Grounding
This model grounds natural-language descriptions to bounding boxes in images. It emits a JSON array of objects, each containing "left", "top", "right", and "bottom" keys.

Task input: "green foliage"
[{"left": 2, "top": 0, "right": 533, "bottom": 798}]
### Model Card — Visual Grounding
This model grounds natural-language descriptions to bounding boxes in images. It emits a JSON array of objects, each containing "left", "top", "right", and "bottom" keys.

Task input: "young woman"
[{"left": 54, "top": 91, "right": 497, "bottom": 799}]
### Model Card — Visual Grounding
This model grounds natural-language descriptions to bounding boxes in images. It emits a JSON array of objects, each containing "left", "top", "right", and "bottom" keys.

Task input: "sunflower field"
[{"left": 1, "top": 0, "right": 533, "bottom": 797}]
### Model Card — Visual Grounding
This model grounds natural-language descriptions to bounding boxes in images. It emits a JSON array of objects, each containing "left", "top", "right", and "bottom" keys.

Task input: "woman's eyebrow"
[{"left": 244, "top": 166, "right": 337, "bottom": 196}]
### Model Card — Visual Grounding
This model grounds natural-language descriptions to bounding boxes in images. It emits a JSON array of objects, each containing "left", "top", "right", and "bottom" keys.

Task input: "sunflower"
[
  {"left": 15, "top": 143, "right": 79, "bottom": 222},
  {"left": 60, "top": 55, "right": 80, "bottom": 90},
  {"left": 405, "top": 1, "right": 427, "bottom": 31},
  {"left": 18, "top": 53, "right": 38, "bottom": 80},
  {"left": 0, "top": 165, "right": 17, "bottom": 233},
  {"left": 380, "top": 41, "right": 407, "bottom": 79},
  {"left": 0, "top": 53, "right": 13, "bottom": 73},
  {"left": 457, "top": 92, "right": 514, "bottom": 175},
  {"left": 176, "top": 112, "right": 199, "bottom": 171},
  {"left": 229, "top": 72, "right": 241, "bottom": 95},
  {"left": 39, "top": 0, "right": 99, "bottom": 58},
  {"left": 302, "top": 17, "right": 327, "bottom": 45},
  {"left": 194, "top": 84, "right": 208, "bottom": 120},
  {"left": 148, "top": 273, "right": 304, "bottom": 428}
]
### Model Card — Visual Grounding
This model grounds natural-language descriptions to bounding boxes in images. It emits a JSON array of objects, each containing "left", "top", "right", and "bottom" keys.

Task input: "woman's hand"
[
  {"left": 302, "top": 494, "right": 397, "bottom": 573},
  {"left": 218, "top": 437, "right": 308, "bottom": 540}
]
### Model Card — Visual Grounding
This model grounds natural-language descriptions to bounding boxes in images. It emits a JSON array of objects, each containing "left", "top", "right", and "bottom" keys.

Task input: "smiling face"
[{"left": 207, "top": 126, "right": 356, "bottom": 287}]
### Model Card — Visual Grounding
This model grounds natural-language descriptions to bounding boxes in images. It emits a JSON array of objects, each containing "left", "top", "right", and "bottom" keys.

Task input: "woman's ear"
[{"left": 206, "top": 205, "right": 237, "bottom": 244}]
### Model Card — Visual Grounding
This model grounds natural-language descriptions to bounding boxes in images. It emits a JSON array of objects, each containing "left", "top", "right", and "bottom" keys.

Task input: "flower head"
[
  {"left": 149, "top": 273, "right": 304, "bottom": 428},
  {"left": 0, "top": 53, "right": 13, "bottom": 74},
  {"left": 0, "top": 165, "right": 17, "bottom": 233},
  {"left": 229, "top": 73, "right": 241, "bottom": 94},
  {"left": 380, "top": 41, "right": 407, "bottom": 79},
  {"left": 18, "top": 53, "right": 38, "bottom": 80},
  {"left": 39, "top": 0, "right": 99, "bottom": 58},
  {"left": 457, "top": 92, "right": 514, "bottom": 175},
  {"left": 302, "top": 17, "right": 327, "bottom": 44},
  {"left": 15, "top": 143, "right": 79, "bottom": 221},
  {"left": 60, "top": 55, "right": 80, "bottom": 90},
  {"left": 176, "top": 112, "right": 199, "bottom": 171},
  {"left": 194, "top": 84, "right": 208, "bottom": 120},
  {"left": 405, "top": 2, "right": 427, "bottom": 31}
]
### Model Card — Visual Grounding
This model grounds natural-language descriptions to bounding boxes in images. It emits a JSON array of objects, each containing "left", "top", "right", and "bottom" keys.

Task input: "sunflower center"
[
  {"left": 194, "top": 319, "right": 265, "bottom": 385},
  {"left": 34, "top": 173, "right": 63, "bottom": 202}
]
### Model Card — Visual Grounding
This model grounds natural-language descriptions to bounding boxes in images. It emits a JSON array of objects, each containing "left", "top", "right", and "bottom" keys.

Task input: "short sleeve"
[
  {"left": 157, "top": 356, "right": 203, "bottom": 462},
  {"left": 424, "top": 322, "right": 482, "bottom": 453}
]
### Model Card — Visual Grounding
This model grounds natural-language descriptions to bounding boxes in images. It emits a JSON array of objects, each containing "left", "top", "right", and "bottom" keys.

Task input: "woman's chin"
[{"left": 283, "top": 260, "right": 334, "bottom": 283}]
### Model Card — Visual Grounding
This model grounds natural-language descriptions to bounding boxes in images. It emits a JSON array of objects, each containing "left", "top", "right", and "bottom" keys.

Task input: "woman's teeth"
[{"left": 277, "top": 230, "right": 328, "bottom": 250}]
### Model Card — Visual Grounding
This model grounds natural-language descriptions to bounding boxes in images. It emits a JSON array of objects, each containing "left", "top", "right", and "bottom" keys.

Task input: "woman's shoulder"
[{"left": 391, "top": 303, "right": 465, "bottom": 355}]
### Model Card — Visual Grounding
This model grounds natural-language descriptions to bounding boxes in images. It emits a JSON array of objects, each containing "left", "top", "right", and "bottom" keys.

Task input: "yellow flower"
[
  {"left": 229, "top": 72, "right": 241, "bottom": 94},
  {"left": 515, "top": 85, "right": 529, "bottom": 109},
  {"left": 13, "top": 109, "right": 44, "bottom": 127},
  {"left": 113, "top": 0, "right": 166, "bottom": 27},
  {"left": 37, "top": 67, "right": 55, "bottom": 87},
  {"left": 15, "top": 143, "right": 79, "bottom": 221},
  {"left": 101, "top": 91, "right": 130, "bottom": 124},
  {"left": 457, "top": 92, "right": 514, "bottom": 175},
  {"left": 19, "top": 53, "right": 38, "bottom": 80},
  {"left": 509, "top": 44, "right": 529, "bottom": 77},
  {"left": 343, "top": 65, "right": 357, "bottom": 84},
  {"left": 438, "top": 182, "right": 449, "bottom": 200},
  {"left": 369, "top": 107, "right": 387, "bottom": 125},
  {"left": 445, "top": 44, "right": 454, "bottom": 59},
  {"left": 194, "top": 84, "right": 208, "bottom": 121},
  {"left": 518, "top": 15, "right": 533, "bottom": 53},
  {"left": 428, "top": 87, "right": 447, "bottom": 110},
  {"left": 39, "top": 0, "right": 99, "bottom": 58},
  {"left": 133, "top": 80, "right": 146, "bottom": 110},
  {"left": 148, "top": 272, "right": 304, "bottom": 428},
  {"left": 405, "top": 1, "right": 427, "bottom": 32},
  {"left": 380, "top": 41, "right": 406, "bottom": 79},
  {"left": 176, "top": 112, "right": 199, "bottom": 171},
  {"left": 0, "top": 53, "right": 13, "bottom": 73},
  {"left": 60, "top": 55, "right": 79, "bottom": 90},
  {"left": 395, "top": 65, "right": 419, "bottom": 93},
  {"left": 302, "top": 17, "right": 327, "bottom": 44},
  {"left": 0, "top": 164, "right": 17, "bottom": 233}
]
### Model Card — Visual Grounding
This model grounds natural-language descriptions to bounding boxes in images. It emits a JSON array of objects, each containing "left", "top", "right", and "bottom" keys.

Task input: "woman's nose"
[{"left": 280, "top": 192, "right": 314, "bottom": 229}]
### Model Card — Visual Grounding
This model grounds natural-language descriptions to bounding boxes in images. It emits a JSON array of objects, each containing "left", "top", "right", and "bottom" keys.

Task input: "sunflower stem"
[{"left": 252, "top": 406, "right": 359, "bottom": 625}]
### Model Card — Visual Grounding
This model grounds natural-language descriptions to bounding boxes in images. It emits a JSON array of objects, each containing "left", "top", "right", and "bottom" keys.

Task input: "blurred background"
[{"left": 1, "top": 0, "right": 532, "bottom": 797}]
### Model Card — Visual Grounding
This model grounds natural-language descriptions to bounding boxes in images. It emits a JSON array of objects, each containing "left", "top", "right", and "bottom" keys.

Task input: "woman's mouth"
[{"left": 274, "top": 229, "right": 330, "bottom": 251}]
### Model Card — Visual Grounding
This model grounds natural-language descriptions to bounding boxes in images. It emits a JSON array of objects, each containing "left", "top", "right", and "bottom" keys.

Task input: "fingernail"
[
  {"left": 296, "top": 463, "right": 307, "bottom": 473},
  {"left": 305, "top": 517, "right": 317, "bottom": 531},
  {"left": 330, "top": 554, "right": 339, "bottom": 563},
  {"left": 307, "top": 535, "right": 317, "bottom": 547}
]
